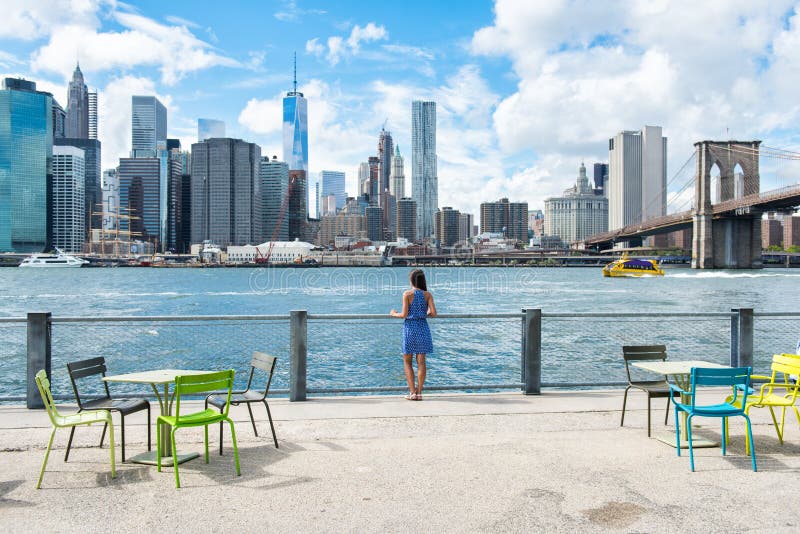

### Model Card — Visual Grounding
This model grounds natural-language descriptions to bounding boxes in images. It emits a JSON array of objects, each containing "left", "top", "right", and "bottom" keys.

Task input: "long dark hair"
[{"left": 409, "top": 269, "right": 427, "bottom": 291}]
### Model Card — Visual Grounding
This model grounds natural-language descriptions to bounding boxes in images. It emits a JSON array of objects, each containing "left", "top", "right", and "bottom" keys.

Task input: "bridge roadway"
[{"left": 584, "top": 182, "right": 800, "bottom": 246}]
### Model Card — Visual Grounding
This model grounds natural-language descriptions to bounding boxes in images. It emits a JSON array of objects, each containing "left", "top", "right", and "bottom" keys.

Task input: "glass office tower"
[
  {"left": 0, "top": 78, "right": 53, "bottom": 252},
  {"left": 131, "top": 95, "right": 167, "bottom": 158},
  {"left": 282, "top": 67, "right": 308, "bottom": 173},
  {"left": 411, "top": 100, "right": 437, "bottom": 241}
]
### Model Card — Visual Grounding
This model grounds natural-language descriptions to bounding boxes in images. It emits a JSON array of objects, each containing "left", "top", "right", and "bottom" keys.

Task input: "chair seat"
[
  {"left": 56, "top": 409, "right": 111, "bottom": 428},
  {"left": 730, "top": 393, "right": 796, "bottom": 409},
  {"left": 207, "top": 390, "right": 263, "bottom": 408},
  {"left": 674, "top": 401, "right": 743, "bottom": 417},
  {"left": 159, "top": 409, "right": 224, "bottom": 427},
  {"left": 629, "top": 380, "right": 674, "bottom": 395},
  {"left": 81, "top": 397, "right": 149, "bottom": 415}
]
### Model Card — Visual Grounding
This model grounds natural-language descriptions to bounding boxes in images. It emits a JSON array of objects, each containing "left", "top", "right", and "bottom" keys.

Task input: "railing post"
[
  {"left": 737, "top": 308, "right": 754, "bottom": 369},
  {"left": 730, "top": 308, "right": 740, "bottom": 367},
  {"left": 289, "top": 310, "right": 307, "bottom": 401},
  {"left": 27, "top": 312, "right": 51, "bottom": 409},
  {"left": 523, "top": 308, "right": 541, "bottom": 395}
]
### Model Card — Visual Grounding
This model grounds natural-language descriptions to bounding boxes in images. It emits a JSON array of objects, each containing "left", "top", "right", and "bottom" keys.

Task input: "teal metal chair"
[
  {"left": 156, "top": 370, "right": 241, "bottom": 488},
  {"left": 671, "top": 366, "right": 756, "bottom": 472},
  {"left": 34, "top": 370, "right": 116, "bottom": 488}
]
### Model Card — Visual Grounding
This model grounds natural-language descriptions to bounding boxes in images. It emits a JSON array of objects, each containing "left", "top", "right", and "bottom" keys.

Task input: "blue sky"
[{"left": 2, "top": 0, "right": 800, "bottom": 217}]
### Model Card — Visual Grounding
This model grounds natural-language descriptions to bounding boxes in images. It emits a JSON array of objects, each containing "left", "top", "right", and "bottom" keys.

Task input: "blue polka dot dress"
[{"left": 402, "top": 289, "right": 433, "bottom": 354}]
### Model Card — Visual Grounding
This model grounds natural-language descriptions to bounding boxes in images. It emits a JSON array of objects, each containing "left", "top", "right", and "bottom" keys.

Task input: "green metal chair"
[
  {"left": 34, "top": 369, "right": 116, "bottom": 489},
  {"left": 157, "top": 370, "right": 241, "bottom": 488}
]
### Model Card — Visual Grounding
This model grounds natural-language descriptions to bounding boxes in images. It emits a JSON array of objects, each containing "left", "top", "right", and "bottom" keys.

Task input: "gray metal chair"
[
  {"left": 206, "top": 351, "right": 279, "bottom": 453},
  {"left": 620, "top": 345, "right": 679, "bottom": 437},
  {"left": 66, "top": 357, "right": 151, "bottom": 462}
]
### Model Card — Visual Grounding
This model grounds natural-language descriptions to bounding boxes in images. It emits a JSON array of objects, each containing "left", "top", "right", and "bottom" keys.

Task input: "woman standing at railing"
[{"left": 391, "top": 269, "right": 437, "bottom": 400}]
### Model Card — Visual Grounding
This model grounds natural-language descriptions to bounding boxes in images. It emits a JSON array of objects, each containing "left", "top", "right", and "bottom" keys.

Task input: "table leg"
[
  {"left": 654, "top": 374, "right": 717, "bottom": 449},
  {"left": 125, "top": 382, "right": 199, "bottom": 466}
]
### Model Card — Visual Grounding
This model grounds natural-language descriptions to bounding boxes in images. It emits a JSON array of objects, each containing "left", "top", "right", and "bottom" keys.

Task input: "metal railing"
[{"left": 3, "top": 308, "right": 797, "bottom": 407}]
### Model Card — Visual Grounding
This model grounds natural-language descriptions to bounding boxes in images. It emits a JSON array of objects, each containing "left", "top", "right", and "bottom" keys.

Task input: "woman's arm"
[
  {"left": 426, "top": 292, "right": 437, "bottom": 317},
  {"left": 390, "top": 291, "right": 411, "bottom": 318}
]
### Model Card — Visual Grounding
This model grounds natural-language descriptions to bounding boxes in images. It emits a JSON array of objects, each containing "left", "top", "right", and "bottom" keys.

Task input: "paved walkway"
[{"left": 1, "top": 390, "right": 799, "bottom": 532}]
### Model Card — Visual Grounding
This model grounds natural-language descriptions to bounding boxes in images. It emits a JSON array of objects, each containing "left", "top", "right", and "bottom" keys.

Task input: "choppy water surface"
[{"left": 1, "top": 266, "right": 798, "bottom": 398}]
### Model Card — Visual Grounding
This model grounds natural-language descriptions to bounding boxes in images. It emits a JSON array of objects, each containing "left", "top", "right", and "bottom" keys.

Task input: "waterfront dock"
[{"left": 2, "top": 390, "right": 800, "bottom": 532}]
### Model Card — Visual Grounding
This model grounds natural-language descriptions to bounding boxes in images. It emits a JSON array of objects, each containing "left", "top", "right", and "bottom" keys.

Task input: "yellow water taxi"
[{"left": 602, "top": 253, "right": 664, "bottom": 277}]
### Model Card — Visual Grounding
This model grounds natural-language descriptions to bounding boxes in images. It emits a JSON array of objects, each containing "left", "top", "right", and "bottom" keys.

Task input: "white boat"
[{"left": 19, "top": 249, "right": 89, "bottom": 268}]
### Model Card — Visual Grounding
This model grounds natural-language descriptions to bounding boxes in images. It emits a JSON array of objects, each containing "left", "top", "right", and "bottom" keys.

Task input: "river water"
[{"left": 1, "top": 266, "right": 798, "bottom": 398}]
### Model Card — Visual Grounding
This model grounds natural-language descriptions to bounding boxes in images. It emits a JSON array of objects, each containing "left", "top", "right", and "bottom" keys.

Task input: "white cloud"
[
  {"left": 29, "top": 7, "right": 239, "bottom": 85},
  {"left": 0, "top": 0, "right": 103, "bottom": 40},
  {"left": 274, "top": 0, "right": 326, "bottom": 22},
  {"left": 306, "top": 22, "right": 388, "bottom": 66},
  {"left": 471, "top": 0, "right": 800, "bottom": 210}
]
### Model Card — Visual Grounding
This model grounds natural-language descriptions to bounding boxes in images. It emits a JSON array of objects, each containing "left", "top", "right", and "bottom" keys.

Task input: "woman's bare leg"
[
  {"left": 416, "top": 354, "right": 426, "bottom": 398},
  {"left": 403, "top": 354, "right": 416, "bottom": 396}
]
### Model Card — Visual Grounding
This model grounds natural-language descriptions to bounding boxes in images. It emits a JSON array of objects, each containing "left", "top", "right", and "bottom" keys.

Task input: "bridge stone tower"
[{"left": 692, "top": 140, "right": 762, "bottom": 269}]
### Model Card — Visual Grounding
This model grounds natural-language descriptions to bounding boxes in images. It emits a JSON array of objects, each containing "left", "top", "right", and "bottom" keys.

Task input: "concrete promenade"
[{"left": 1, "top": 390, "right": 800, "bottom": 532}]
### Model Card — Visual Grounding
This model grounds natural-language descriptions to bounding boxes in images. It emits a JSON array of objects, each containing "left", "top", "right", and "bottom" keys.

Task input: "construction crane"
[{"left": 255, "top": 173, "right": 297, "bottom": 265}]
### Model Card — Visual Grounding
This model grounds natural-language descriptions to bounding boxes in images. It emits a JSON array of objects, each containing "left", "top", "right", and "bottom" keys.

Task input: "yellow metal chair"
[
  {"left": 34, "top": 370, "right": 116, "bottom": 489},
  {"left": 726, "top": 354, "right": 800, "bottom": 453}
]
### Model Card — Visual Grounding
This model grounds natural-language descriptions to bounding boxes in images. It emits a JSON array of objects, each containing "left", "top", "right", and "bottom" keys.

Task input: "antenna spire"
[{"left": 293, "top": 51, "right": 297, "bottom": 93}]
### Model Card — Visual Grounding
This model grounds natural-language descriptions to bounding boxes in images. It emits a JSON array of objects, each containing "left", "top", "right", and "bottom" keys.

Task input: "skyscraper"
[
  {"left": 544, "top": 162, "right": 608, "bottom": 244},
  {"left": 282, "top": 57, "right": 308, "bottom": 173},
  {"left": 87, "top": 91, "right": 98, "bottom": 140},
  {"left": 435, "top": 207, "right": 461, "bottom": 247},
  {"left": 378, "top": 128, "right": 393, "bottom": 195},
  {"left": 358, "top": 162, "right": 370, "bottom": 196},
  {"left": 0, "top": 78, "right": 52, "bottom": 253},
  {"left": 191, "top": 138, "right": 262, "bottom": 247},
  {"left": 390, "top": 145, "right": 405, "bottom": 198},
  {"left": 66, "top": 64, "right": 89, "bottom": 139},
  {"left": 411, "top": 100, "right": 437, "bottom": 240},
  {"left": 102, "top": 169, "right": 118, "bottom": 231},
  {"left": 365, "top": 206, "right": 383, "bottom": 242},
  {"left": 593, "top": 162, "right": 608, "bottom": 196},
  {"left": 608, "top": 125, "right": 667, "bottom": 230},
  {"left": 54, "top": 137, "right": 101, "bottom": 236},
  {"left": 261, "top": 157, "right": 290, "bottom": 242},
  {"left": 396, "top": 198, "right": 417, "bottom": 242},
  {"left": 197, "top": 118, "right": 225, "bottom": 141},
  {"left": 131, "top": 95, "right": 167, "bottom": 158},
  {"left": 288, "top": 170, "right": 307, "bottom": 240},
  {"left": 51, "top": 146, "right": 86, "bottom": 252},
  {"left": 321, "top": 170, "right": 346, "bottom": 211},
  {"left": 118, "top": 157, "right": 161, "bottom": 243},
  {"left": 480, "top": 198, "right": 529, "bottom": 242}
]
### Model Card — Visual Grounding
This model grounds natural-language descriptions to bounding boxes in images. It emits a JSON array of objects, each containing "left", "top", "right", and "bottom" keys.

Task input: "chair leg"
[
  {"left": 99, "top": 421, "right": 108, "bottom": 447},
  {"left": 204, "top": 425, "right": 209, "bottom": 464},
  {"left": 674, "top": 405, "right": 681, "bottom": 456},
  {"left": 107, "top": 417, "right": 116, "bottom": 479},
  {"left": 647, "top": 395, "right": 652, "bottom": 437},
  {"left": 219, "top": 407, "right": 225, "bottom": 456},
  {"left": 768, "top": 406, "right": 783, "bottom": 444},
  {"left": 686, "top": 415, "right": 695, "bottom": 471},
  {"left": 171, "top": 429, "right": 180, "bottom": 488},
  {"left": 247, "top": 403, "right": 258, "bottom": 436},
  {"left": 744, "top": 414, "right": 757, "bottom": 472},
  {"left": 120, "top": 413, "right": 126, "bottom": 463},
  {"left": 156, "top": 422, "right": 162, "bottom": 472},
  {"left": 264, "top": 400, "right": 278, "bottom": 449},
  {"left": 147, "top": 406, "right": 152, "bottom": 452},
  {"left": 664, "top": 396, "right": 671, "bottom": 425},
  {"left": 36, "top": 428, "right": 57, "bottom": 489},
  {"left": 721, "top": 418, "right": 727, "bottom": 456},
  {"left": 620, "top": 386, "right": 631, "bottom": 427},
  {"left": 226, "top": 418, "right": 241, "bottom": 477},
  {"left": 64, "top": 426, "right": 76, "bottom": 462}
]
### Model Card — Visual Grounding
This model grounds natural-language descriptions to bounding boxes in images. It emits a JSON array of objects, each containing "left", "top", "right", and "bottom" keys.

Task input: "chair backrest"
[
  {"left": 66, "top": 357, "right": 110, "bottom": 407},
  {"left": 174, "top": 370, "right": 234, "bottom": 423},
  {"left": 622, "top": 345, "right": 667, "bottom": 383},
  {"left": 247, "top": 351, "right": 277, "bottom": 396},
  {"left": 34, "top": 370, "right": 61, "bottom": 427},
  {"left": 770, "top": 354, "right": 800, "bottom": 400},
  {"left": 690, "top": 366, "right": 751, "bottom": 409}
]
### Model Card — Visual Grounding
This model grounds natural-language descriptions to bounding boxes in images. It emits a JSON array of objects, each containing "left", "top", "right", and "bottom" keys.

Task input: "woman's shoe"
[
  {"left": 405, "top": 392, "right": 416, "bottom": 400},
  {"left": 414, "top": 393, "right": 422, "bottom": 401}
]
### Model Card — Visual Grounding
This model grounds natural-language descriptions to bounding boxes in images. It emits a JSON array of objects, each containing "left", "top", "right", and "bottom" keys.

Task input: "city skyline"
[{"left": 2, "top": 1, "right": 800, "bottom": 219}]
